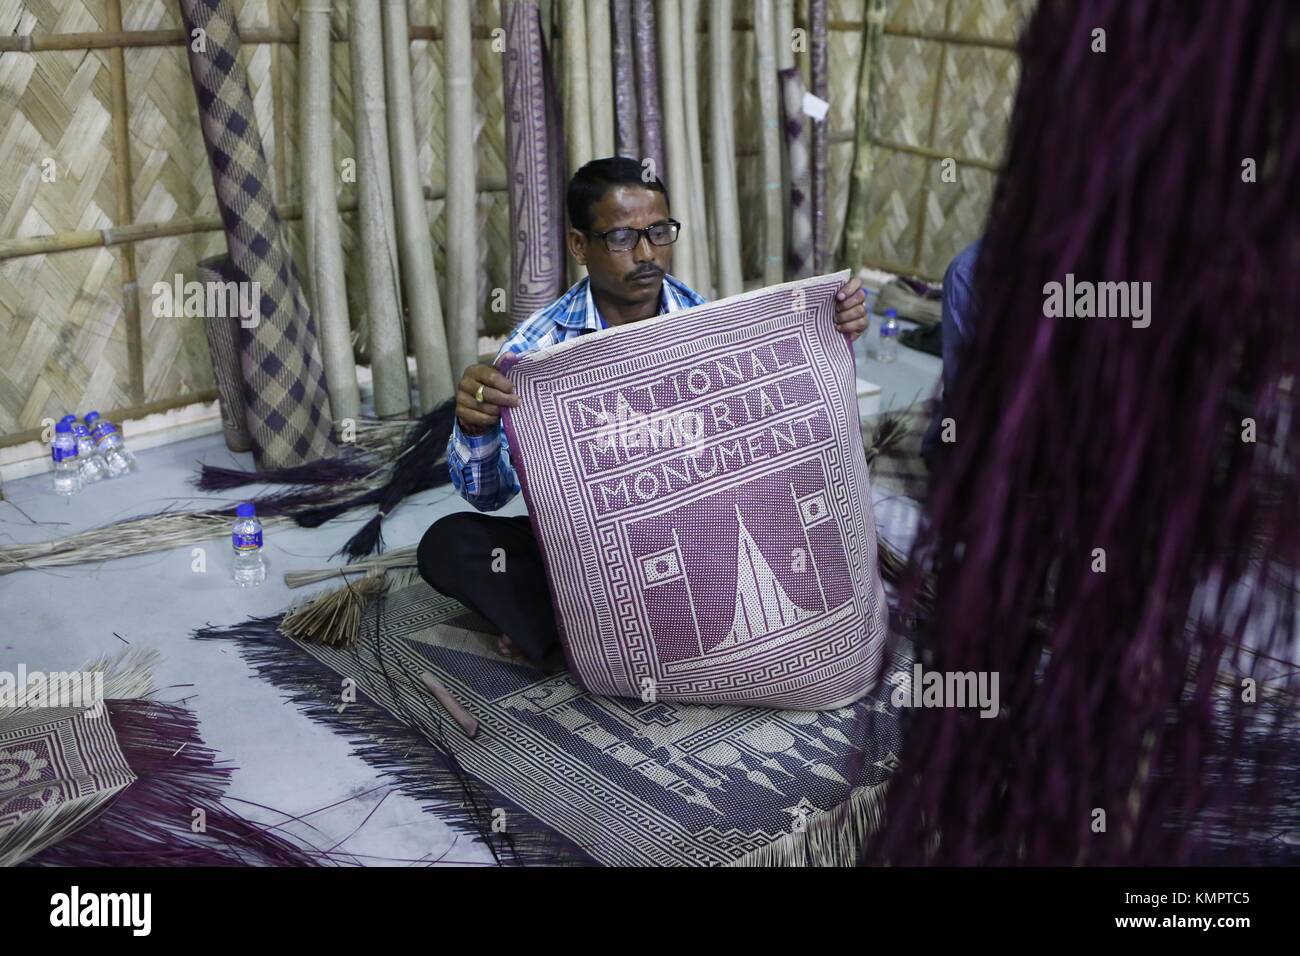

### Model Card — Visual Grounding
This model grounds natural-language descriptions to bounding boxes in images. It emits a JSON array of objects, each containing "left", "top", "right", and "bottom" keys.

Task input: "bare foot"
[{"left": 497, "top": 634, "right": 524, "bottom": 660}]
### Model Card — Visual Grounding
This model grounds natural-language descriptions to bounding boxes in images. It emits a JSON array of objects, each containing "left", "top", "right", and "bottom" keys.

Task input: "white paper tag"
[{"left": 802, "top": 91, "right": 830, "bottom": 121}]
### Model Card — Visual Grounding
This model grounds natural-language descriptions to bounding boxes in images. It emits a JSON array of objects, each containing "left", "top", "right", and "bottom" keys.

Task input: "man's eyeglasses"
[{"left": 585, "top": 219, "right": 681, "bottom": 253}]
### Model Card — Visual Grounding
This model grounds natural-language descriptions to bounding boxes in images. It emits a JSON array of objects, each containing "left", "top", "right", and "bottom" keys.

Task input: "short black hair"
[{"left": 566, "top": 157, "right": 670, "bottom": 233}]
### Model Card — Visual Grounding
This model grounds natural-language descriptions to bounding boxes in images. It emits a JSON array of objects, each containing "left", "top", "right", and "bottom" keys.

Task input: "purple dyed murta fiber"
[{"left": 863, "top": 0, "right": 1299, "bottom": 865}]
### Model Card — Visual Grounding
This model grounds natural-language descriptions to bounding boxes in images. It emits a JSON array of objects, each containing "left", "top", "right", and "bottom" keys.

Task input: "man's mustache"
[{"left": 626, "top": 266, "right": 663, "bottom": 281}]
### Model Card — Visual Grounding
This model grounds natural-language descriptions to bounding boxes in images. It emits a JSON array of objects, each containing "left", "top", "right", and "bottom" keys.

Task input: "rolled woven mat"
[
  {"left": 180, "top": 0, "right": 336, "bottom": 468},
  {"left": 632, "top": 0, "right": 664, "bottom": 176},
  {"left": 197, "top": 254, "right": 253, "bottom": 453},
  {"left": 611, "top": 0, "right": 639, "bottom": 158},
  {"left": 780, "top": 66, "right": 814, "bottom": 280},
  {"left": 504, "top": 0, "right": 568, "bottom": 325}
]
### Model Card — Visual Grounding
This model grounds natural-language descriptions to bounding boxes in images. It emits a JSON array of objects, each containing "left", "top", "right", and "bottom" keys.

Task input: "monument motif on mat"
[{"left": 502, "top": 273, "right": 888, "bottom": 709}]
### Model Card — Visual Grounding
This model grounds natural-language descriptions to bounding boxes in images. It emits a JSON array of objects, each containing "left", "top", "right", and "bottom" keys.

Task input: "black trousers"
[{"left": 416, "top": 512, "right": 561, "bottom": 663}]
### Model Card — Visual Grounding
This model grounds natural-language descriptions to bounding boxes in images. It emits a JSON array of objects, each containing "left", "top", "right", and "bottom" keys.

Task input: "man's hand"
[
  {"left": 456, "top": 363, "right": 519, "bottom": 436},
  {"left": 833, "top": 276, "right": 869, "bottom": 342}
]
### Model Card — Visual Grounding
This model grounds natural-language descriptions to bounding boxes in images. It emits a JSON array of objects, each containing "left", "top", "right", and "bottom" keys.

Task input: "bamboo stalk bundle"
[
  {"left": 780, "top": 67, "right": 814, "bottom": 279},
  {"left": 708, "top": 0, "right": 744, "bottom": 298},
  {"left": 300, "top": 0, "right": 359, "bottom": 424},
  {"left": 656, "top": 0, "right": 697, "bottom": 290},
  {"left": 754, "top": 0, "right": 785, "bottom": 285},
  {"left": 809, "top": 0, "right": 831, "bottom": 272},
  {"left": 842, "top": 0, "right": 888, "bottom": 269},
  {"left": 586, "top": 0, "right": 615, "bottom": 159},
  {"left": 631, "top": 0, "right": 664, "bottom": 176},
  {"left": 382, "top": 0, "right": 454, "bottom": 413},
  {"left": 560, "top": 0, "right": 593, "bottom": 172},
  {"left": 443, "top": 0, "right": 479, "bottom": 378},
  {"left": 680, "top": 0, "right": 712, "bottom": 296},
  {"left": 611, "top": 0, "right": 640, "bottom": 159},
  {"left": 349, "top": 0, "right": 409, "bottom": 419}
]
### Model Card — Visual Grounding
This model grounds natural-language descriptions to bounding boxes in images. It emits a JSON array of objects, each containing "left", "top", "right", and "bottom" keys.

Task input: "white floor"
[{"left": 0, "top": 333, "right": 940, "bottom": 866}]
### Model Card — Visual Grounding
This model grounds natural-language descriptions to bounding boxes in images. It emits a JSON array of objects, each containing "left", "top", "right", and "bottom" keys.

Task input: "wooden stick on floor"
[{"left": 419, "top": 672, "right": 480, "bottom": 739}]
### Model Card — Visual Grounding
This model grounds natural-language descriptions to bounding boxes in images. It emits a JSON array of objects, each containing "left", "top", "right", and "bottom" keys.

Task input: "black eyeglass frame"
[{"left": 583, "top": 219, "right": 682, "bottom": 253}]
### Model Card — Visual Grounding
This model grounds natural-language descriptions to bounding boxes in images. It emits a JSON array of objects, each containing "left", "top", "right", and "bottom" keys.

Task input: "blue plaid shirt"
[{"left": 448, "top": 274, "right": 706, "bottom": 511}]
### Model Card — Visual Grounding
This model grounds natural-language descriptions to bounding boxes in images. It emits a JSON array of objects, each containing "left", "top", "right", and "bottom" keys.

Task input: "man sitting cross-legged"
[{"left": 417, "top": 157, "right": 869, "bottom": 662}]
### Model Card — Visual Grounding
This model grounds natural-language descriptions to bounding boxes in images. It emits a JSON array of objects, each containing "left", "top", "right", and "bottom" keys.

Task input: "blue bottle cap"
[
  {"left": 886, "top": 309, "right": 898, "bottom": 318},
  {"left": 236, "top": 502, "right": 256, "bottom": 518},
  {"left": 59, "top": 414, "right": 75, "bottom": 424},
  {"left": 55, "top": 419, "right": 72, "bottom": 433},
  {"left": 85, "top": 411, "right": 101, "bottom": 425}
]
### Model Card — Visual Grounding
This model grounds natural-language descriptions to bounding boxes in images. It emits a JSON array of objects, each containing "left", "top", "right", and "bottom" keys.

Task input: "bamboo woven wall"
[{"left": 0, "top": 0, "right": 1030, "bottom": 447}]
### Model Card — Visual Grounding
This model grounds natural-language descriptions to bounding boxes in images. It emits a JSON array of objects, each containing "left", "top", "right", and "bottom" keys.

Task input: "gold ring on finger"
[{"left": 475, "top": 384, "right": 485, "bottom": 403}]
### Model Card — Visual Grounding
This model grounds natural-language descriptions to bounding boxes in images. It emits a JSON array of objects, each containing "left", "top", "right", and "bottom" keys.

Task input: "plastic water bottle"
[
  {"left": 50, "top": 419, "right": 84, "bottom": 496},
  {"left": 84, "top": 411, "right": 137, "bottom": 477},
  {"left": 232, "top": 502, "right": 266, "bottom": 587},
  {"left": 62, "top": 415, "right": 106, "bottom": 484},
  {"left": 879, "top": 309, "right": 900, "bottom": 363}
]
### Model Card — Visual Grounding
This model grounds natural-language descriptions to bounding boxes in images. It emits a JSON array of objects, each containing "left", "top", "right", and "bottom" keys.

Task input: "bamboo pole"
[
  {"left": 0, "top": 180, "right": 513, "bottom": 263},
  {"left": 656, "top": 0, "right": 697, "bottom": 290},
  {"left": 271, "top": 0, "right": 287, "bottom": 204},
  {"left": 680, "top": 0, "right": 712, "bottom": 296},
  {"left": 0, "top": 24, "right": 509, "bottom": 52},
  {"left": 349, "top": 0, "right": 409, "bottom": 419},
  {"left": 443, "top": 0, "right": 479, "bottom": 379},
  {"left": 561, "top": 0, "right": 593, "bottom": 171},
  {"left": 774, "top": 0, "right": 795, "bottom": 276},
  {"left": 708, "top": 0, "right": 744, "bottom": 298},
  {"left": 0, "top": 21, "right": 1018, "bottom": 54},
  {"left": 586, "top": 0, "right": 615, "bottom": 159},
  {"left": 754, "top": 0, "right": 784, "bottom": 286},
  {"left": 775, "top": 0, "right": 795, "bottom": 69},
  {"left": 841, "top": 0, "right": 887, "bottom": 269},
  {"left": 105, "top": 0, "right": 143, "bottom": 406},
  {"left": 0, "top": 391, "right": 220, "bottom": 450},
  {"left": 300, "top": 0, "right": 359, "bottom": 424},
  {"left": 382, "top": 0, "right": 453, "bottom": 412}
]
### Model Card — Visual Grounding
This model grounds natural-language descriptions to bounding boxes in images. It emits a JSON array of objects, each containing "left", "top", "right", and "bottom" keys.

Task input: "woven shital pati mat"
[{"left": 197, "top": 577, "right": 911, "bottom": 866}]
